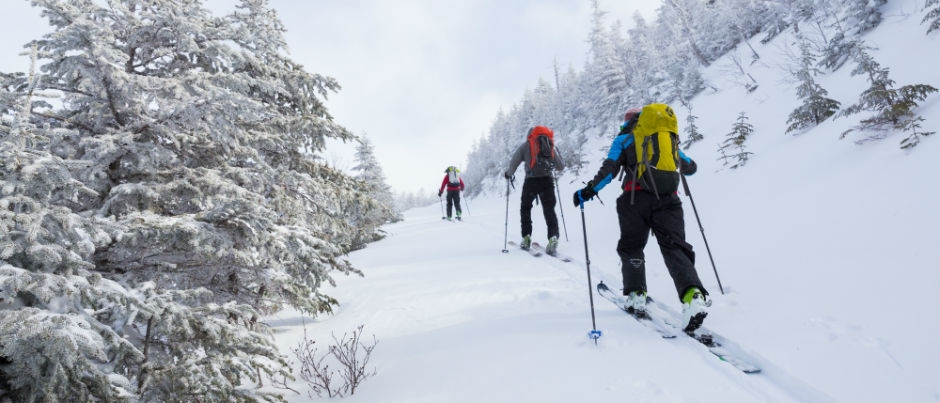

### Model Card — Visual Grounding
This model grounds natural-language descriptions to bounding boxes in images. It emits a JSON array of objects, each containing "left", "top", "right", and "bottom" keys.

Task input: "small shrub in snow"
[{"left": 291, "top": 324, "right": 378, "bottom": 398}]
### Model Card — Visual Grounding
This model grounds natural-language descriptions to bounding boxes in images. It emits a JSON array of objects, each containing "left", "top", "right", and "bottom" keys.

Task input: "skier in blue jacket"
[{"left": 573, "top": 107, "right": 709, "bottom": 332}]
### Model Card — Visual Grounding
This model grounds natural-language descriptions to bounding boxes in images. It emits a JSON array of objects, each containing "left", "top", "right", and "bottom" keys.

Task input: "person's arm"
[
  {"left": 588, "top": 134, "right": 633, "bottom": 193},
  {"left": 678, "top": 150, "right": 697, "bottom": 175},
  {"left": 504, "top": 144, "right": 524, "bottom": 178},
  {"left": 553, "top": 146, "right": 566, "bottom": 172},
  {"left": 459, "top": 177, "right": 465, "bottom": 191},
  {"left": 439, "top": 176, "right": 447, "bottom": 195}
]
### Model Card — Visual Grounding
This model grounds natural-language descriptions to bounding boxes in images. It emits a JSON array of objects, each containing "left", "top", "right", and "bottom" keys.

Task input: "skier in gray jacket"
[{"left": 504, "top": 125, "right": 566, "bottom": 255}]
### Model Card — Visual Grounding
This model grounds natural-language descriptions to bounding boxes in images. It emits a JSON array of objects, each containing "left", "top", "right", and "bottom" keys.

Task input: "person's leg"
[
  {"left": 452, "top": 191, "right": 462, "bottom": 217},
  {"left": 519, "top": 179, "right": 536, "bottom": 239},
  {"left": 537, "top": 178, "right": 559, "bottom": 239},
  {"left": 616, "top": 193, "right": 652, "bottom": 295},
  {"left": 445, "top": 192, "right": 454, "bottom": 218},
  {"left": 652, "top": 195, "right": 709, "bottom": 331},
  {"left": 650, "top": 194, "right": 707, "bottom": 300}
]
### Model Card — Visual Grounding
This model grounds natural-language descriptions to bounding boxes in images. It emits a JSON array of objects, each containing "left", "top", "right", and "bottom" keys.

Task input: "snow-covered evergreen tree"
[
  {"left": 351, "top": 135, "right": 401, "bottom": 248},
  {"left": 837, "top": 43, "right": 937, "bottom": 146},
  {"left": 622, "top": 12, "right": 660, "bottom": 107},
  {"left": 786, "top": 40, "right": 841, "bottom": 134},
  {"left": 662, "top": 0, "right": 712, "bottom": 67},
  {"left": 662, "top": 37, "right": 707, "bottom": 108},
  {"left": 585, "top": 2, "right": 628, "bottom": 125},
  {"left": 846, "top": 0, "right": 887, "bottom": 35},
  {"left": 700, "top": 0, "right": 764, "bottom": 62},
  {"left": 756, "top": 0, "right": 797, "bottom": 43},
  {"left": 551, "top": 65, "right": 590, "bottom": 175},
  {"left": 818, "top": 32, "right": 859, "bottom": 72},
  {"left": 2, "top": 47, "right": 292, "bottom": 403},
  {"left": 682, "top": 106, "right": 704, "bottom": 150},
  {"left": 804, "top": 0, "right": 887, "bottom": 72},
  {"left": 1, "top": 0, "right": 379, "bottom": 401},
  {"left": 1, "top": 51, "right": 139, "bottom": 403},
  {"left": 718, "top": 112, "right": 755, "bottom": 169}
]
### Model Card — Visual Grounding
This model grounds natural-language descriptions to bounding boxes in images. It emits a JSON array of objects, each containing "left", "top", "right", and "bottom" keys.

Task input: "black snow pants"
[
  {"left": 520, "top": 176, "right": 559, "bottom": 239},
  {"left": 446, "top": 190, "right": 462, "bottom": 218},
  {"left": 616, "top": 190, "right": 707, "bottom": 300}
]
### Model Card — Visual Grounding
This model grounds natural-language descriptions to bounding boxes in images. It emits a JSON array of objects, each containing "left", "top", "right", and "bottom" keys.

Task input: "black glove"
[
  {"left": 504, "top": 172, "right": 512, "bottom": 179},
  {"left": 680, "top": 158, "right": 698, "bottom": 176},
  {"left": 438, "top": 191, "right": 443, "bottom": 197},
  {"left": 572, "top": 182, "right": 597, "bottom": 207}
]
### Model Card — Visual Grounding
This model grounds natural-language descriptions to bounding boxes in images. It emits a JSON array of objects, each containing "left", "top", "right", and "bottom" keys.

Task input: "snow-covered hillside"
[{"left": 266, "top": 1, "right": 939, "bottom": 401}]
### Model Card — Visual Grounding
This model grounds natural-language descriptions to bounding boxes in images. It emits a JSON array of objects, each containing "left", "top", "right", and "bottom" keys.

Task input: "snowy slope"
[{"left": 266, "top": 2, "right": 939, "bottom": 401}]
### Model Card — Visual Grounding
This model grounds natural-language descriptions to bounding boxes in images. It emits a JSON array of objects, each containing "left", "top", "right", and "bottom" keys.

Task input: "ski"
[
  {"left": 507, "top": 241, "right": 542, "bottom": 257},
  {"left": 644, "top": 297, "right": 762, "bottom": 374},
  {"left": 531, "top": 242, "right": 573, "bottom": 262},
  {"left": 596, "top": 282, "right": 676, "bottom": 338},
  {"left": 597, "top": 281, "right": 762, "bottom": 374}
]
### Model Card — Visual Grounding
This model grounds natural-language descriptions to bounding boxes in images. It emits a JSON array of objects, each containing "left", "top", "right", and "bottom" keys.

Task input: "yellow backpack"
[{"left": 632, "top": 103, "right": 680, "bottom": 196}]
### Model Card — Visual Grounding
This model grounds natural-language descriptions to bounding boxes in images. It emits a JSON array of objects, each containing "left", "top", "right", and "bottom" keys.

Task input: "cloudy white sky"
[{"left": 0, "top": 0, "right": 661, "bottom": 194}]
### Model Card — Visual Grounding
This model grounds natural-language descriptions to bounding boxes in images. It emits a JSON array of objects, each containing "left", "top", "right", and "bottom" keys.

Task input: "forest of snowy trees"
[
  {"left": 462, "top": 0, "right": 937, "bottom": 194},
  {"left": 0, "top": 1, "right": 398, "bottom": 402}
]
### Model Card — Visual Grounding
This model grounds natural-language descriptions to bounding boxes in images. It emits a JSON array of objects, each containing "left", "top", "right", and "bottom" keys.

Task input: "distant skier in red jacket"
[{"left": 439, "top": 166, "right": 465, "bottom": 221}]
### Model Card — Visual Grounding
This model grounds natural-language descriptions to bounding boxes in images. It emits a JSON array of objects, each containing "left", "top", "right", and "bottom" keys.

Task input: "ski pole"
[
  {"left": 439, "top": 194, "right": 445, "bottom": 220},
  {"left": 501, "top": 178, "right": 512, "bottom": 253},
  {"left": 579, "top": 200, "right": 602, "bottom": 343},
  {"left": 464, "top": 193, "right": 471, "bottom": 216},
  {"left": 680, "top": 174, "right": 724, "bottom": 294},
  {"left": 553, "top": 171, "right": 569, "bottom": 242}
]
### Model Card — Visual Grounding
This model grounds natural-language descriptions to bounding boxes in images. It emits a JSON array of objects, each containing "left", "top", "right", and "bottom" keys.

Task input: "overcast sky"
[{"left": 0, "top": 0, "right": 661, "bottom": 194}]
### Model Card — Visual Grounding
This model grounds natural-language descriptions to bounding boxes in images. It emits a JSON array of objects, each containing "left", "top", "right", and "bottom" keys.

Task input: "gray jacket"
[{"left": 505, "top": 140, "right": 566, "bottom": 179}]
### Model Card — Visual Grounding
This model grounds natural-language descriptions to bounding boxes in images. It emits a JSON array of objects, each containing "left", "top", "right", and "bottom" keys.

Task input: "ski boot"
[
  {"left": 624, "top": 290, "right": 648, "bottom": 317},
  {"left": 520, "top": 235, "right": 531, "bottom": 250},
  {"left": 681, "top": 287, "right": 708, "bottom": 332},
  {"left": 545, "top": 236, "right": 559, "bottom": 256}
]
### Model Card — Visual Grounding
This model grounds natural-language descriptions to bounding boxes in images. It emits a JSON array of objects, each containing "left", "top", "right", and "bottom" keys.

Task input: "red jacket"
[{"left": 439, "top": 176, "right": 465, "bottom": 193}]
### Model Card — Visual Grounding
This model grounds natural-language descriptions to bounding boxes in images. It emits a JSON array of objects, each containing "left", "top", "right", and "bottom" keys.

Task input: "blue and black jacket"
[{"left": 588, "top": 126, "right": 697, "bottom": 195}]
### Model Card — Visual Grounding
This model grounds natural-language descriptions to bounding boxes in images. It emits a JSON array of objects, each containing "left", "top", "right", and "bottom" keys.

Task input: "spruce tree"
[
  {"left": 351, "top": 135, "right": 401, "bottom": 248},
  {"left": 924, "top": 0, "right": 940, "bottom": 34},
  {"left": 682, "top": 105, "right": 704, "bottom": 150},
  {"left": 786, "top": 40, "right": 841, "bottom": 134},
  {"left": 718, "top": 112, "right": 755, "bottom": 169},
  {"left": 838, "top": 43, "right": 938, "bottom": 147},
  {"left": 586, "top": 2, "right": 628, "bottom": 123},
  {"left": 818, "top": 33, "right": 860, "bottom": 72},
  {"left": 1, "top": 53, "right": 142, "bottom": 403},
  {"left": 846, "top": 0, "right": 887, "bottom": 35}
]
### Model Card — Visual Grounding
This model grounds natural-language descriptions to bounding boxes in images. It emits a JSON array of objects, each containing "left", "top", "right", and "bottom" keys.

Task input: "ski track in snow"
[{"left": 271, "top": 206, "right": 833, "bottom": 402}]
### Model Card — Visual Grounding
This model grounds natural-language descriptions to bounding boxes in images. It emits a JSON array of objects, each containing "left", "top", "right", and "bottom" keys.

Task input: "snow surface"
[{"left": 265, "top": 2, "right": 939, "bottom": 401}]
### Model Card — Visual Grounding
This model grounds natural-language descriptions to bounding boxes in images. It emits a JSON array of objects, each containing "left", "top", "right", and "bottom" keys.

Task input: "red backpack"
[{"left": 526, "top": 126, "right": 555, "bottom": 169}]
